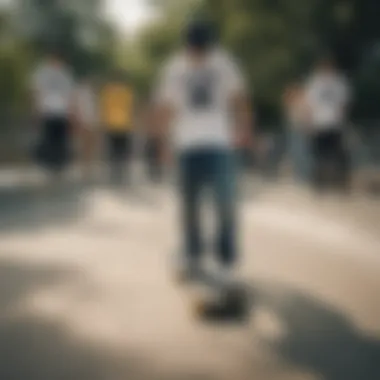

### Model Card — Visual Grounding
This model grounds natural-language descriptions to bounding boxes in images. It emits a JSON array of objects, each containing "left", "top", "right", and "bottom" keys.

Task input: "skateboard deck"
[{"left": 186, "top": 271, "right": 251, "bottom": 323}]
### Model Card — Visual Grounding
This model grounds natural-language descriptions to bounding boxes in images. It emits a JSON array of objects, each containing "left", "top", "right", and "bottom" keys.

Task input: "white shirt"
[
  {"left": 155, "top": 48, "right": 246, "bottom": 151},
  {"left": 31, "top": 62, "right": 75, "bottom": 117},
  {"left": 305, "top": 72, "right": 351, "bottom": 130},
  {"left": 76, "top": 84, "right": 98, "bottom": 127}
]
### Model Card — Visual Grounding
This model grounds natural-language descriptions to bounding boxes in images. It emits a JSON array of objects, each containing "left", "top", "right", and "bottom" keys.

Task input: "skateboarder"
[{"left": 153, "top": 20, "right": 253, "bottom": 286}]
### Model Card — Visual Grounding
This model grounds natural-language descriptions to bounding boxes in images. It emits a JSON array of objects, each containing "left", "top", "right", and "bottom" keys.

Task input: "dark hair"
[
  {"left": 315, "top": 50, "right": 336, "bottom": 67},
  {"left": 184, "top": 20, "right": 215, "bottom": 51},
  {"left": 44, "top": 45, "right": 64, "bottom": 61}
]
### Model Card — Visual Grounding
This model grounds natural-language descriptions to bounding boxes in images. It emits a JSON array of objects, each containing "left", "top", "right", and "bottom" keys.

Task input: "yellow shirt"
[{"left": 101, "top": 83, "right": 134, "bottom": 131}]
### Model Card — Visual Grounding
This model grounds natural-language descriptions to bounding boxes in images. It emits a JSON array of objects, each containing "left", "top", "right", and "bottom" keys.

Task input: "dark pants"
[
  {"left": 178, "top": 148, "right": 238, "bottom": 268},
  {"left": 34, "top": 116, "right": 71, "bottom": 173},
  {"left": 311, "top": 128, "right": 350, "bottom": 191},
  {"left": 106, "top": 131, "right": 133, "bottom": 182}
]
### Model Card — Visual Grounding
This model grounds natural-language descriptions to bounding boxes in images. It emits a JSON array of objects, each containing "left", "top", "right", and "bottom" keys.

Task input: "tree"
[
  {"left": 198, "top": 0, "right": 380, "bottom": 124},
  {"left": 127, "top": 0, "right": 201, "bottom": 98},
  {"left": 13, "top": 0, "right": 117, "bottom": 76},
  {"left": 0, "top": 8, "right": 33, "bottom": 125},
  {"left": 123, "top": 0, "right": 380, "bottom": 123}
]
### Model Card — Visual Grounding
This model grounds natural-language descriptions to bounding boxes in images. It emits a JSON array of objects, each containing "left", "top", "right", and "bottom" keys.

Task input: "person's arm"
[
  {"left": 151, "top": 62, "right": 176, "bottom": 164},
  {"left": 302, "top": 79, "right": 315, "bottom": 133},
  {"left": 298, "top": 90, "right": 311, "bottom": 133},
  {"left": 232, "top": 92, "right": 253, "bottom": 148},
  {"left": 225, "top": 55, "right": 253, "bottom": 148},
  {"left": 152, "top": 101, "right": 174, "bottom": 164}
]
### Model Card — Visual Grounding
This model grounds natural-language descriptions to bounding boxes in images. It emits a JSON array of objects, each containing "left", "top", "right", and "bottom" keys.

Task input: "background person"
[
  {"left": 305, "top": 57, "right": 352, "bottom": 193},
  {"left": 100, "top": 70, "right": 136, "bottom": 184},
  {"left": 283, "top": 81, "right": 311, "bottom": 184},
  {"left": 75, "top": 75, "right": 99, "bottom": 182},
  {"left": 30, "top": 49, "right": 76, "bottom": 182}
]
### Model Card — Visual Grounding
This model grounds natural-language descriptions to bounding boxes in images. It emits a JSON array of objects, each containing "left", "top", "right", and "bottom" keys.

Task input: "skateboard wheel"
[{"left": 192, "top": 299, "right": 205, "bottom": 315}]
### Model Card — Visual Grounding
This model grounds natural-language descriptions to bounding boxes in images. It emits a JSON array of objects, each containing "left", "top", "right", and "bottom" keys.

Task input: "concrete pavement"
[{"left": 0, "top": 179, "right": 379, "bottom": 380}]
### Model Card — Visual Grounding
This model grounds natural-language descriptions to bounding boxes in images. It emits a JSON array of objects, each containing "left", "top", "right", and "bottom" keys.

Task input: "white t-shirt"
[
  {"left": 154, "top": 48, "right": 246, "bottom": 151},
  {"left": 31, "top": 62, "right": 75, "bottom": 117},
  {"left": 76, "top": 84, "right": 98, "bottom": 127},
  {"left": 305, "top": 72, "right": 351, "bottom": 130}
]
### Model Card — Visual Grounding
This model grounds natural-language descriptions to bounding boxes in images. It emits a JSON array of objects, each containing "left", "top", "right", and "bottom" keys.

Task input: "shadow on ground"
[
  {"left": 255, "top": 282, "right": 380, "bottom": 380},
  {"left": 1, "top": 256, "right": 379, "bottom": 379},
  {"left": 0, "top": 258, "right": 217, "bottom": 380},
  {"left": 0, "top": 259, "right": 79, "bottom": 311},
  {"left": 0, "top": 182, "right": 90, "bottom": 234}
]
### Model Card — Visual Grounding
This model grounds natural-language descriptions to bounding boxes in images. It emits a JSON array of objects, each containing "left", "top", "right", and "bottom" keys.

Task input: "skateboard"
[{"left": 186, "top": 271, "right": 251, "bottom": 323}]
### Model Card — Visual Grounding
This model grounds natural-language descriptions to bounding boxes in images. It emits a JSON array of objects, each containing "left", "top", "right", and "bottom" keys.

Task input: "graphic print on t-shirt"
[
  {"left": 187, "top": 68, "right": 217, "bottom": 110},
  {"left": 320, "top": 85, "right": 337, "bottom": 105},
  {"left": 47, "top": 74, "right": 66, "bottom": 93}
]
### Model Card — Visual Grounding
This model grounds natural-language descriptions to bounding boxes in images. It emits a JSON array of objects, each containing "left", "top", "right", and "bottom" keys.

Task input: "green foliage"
[
  {"left": 0, "top": 10, "right": 33, "bottom": 124},
  {"left": 1, "top": 0, "right": 379, "bottom": 130},
  {"left": 132, "top": 0, "right": 380, "bottom": 124},
  {"left": 15, "top": 0, "right": 117, "bottom": 77},
  {"left": 124, "top": 0, "right": 201, "bottom": 98},
  {"left": 0, "top": 0, "right": 118, "bottom": 128}
]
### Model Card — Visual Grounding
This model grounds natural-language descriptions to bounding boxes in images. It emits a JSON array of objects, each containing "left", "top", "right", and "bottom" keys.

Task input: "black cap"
[{"left": 185, "top": 20, "right": 215, "bottom": 50}]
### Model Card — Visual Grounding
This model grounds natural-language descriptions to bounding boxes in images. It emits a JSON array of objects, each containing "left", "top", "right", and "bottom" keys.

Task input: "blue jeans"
[{"left": 178, "top": 148, "right": 238, "bottom": 267}]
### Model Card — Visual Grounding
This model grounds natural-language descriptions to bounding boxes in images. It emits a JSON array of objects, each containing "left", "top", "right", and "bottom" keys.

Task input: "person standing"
[
  {"left": 100, "top": 70, "right": 136, "bottom": 184},
  {"left": 283, "top": 81, "right": 311, "bottom": 184},
  {"left": 30, "top": 49, "right": 76, "bottom": 181},
  {"left": 305, "top": 57, "right": 352, "bottom": 193},
  {"left": 153, "top": 20, "right": 252, "bottom": 284},
  {"left": 75, "top": 75, "right": 99, "bottom": 182}
]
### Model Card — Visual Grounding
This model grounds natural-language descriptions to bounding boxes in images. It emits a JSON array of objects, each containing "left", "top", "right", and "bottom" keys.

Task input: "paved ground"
[{"left": 0, "top": 175, "right": 379, "bottom": 380}]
